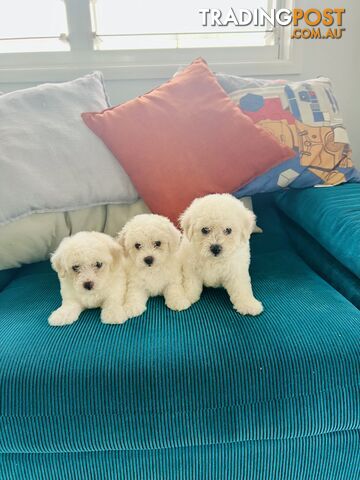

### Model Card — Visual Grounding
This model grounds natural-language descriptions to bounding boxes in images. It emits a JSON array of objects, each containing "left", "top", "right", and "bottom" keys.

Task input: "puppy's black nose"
[
  {"left": 144, "top": 255, "right": 154, "bottom": 266},
  {"left": 210, "top": 244, "right": 222, "bottom": 256},
  {"left": 83, "top": 281, "right": 94, "bottom": 291}
]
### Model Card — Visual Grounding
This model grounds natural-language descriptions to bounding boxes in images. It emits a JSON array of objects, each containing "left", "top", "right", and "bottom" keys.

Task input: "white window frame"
[{"left": 0, "top": 0, "right": 302, "bottom": 83}]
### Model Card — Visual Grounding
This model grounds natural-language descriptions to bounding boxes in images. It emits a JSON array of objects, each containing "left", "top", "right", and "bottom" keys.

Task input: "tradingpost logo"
[{"left": 199, "top": 8, "right": 346, "bottom": 40}]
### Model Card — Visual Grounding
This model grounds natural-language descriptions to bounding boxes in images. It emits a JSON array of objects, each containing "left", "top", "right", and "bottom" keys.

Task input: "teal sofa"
[{"left": 1, "top": 185, "right": 359, "bottom": 479}]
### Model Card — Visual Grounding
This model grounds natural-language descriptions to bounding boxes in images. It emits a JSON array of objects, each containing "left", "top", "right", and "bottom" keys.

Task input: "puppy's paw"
[
  {"left": 101, "top": 306, "right": 128, "bottom": 325},
  {"left": 234, "top": 298, "right": 263, "bottom": 316},
  {"left": 125, "top": 303, "right": 147, "bottom": 319},
  {"left": 184, "top": 283, "right": 202, "bottom": 305},
  {"left": 186, "top": 291, "right": 201, "bottom": 305},
  {"left": 48, "top": 307, "right": 79, "bottom": 326},
  {"left": 165, "top": 295, "right": 191, "bottom": 312}
]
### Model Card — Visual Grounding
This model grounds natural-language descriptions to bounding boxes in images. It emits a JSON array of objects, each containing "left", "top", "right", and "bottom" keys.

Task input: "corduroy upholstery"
[
  {"left": 1, "top": 194, "right": 359, "bottom": 479},
  {"left": 3, "top": 431, "right": 359, "bottom": 480},
  {"left": 275, "top": 183, "right": 360, "bottom": 278},
  {"left": 278, "top": 214, "right": 360, "bottom": 309}
]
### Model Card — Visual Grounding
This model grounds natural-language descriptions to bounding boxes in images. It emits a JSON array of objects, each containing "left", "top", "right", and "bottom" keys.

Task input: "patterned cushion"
[{"left": 219, "top": 76, "right": 359, "bottom": 197}]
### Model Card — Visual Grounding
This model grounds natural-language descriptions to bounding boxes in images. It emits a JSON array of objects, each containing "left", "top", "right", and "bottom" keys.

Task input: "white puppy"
[
  {"left": 49, "top": 231, "right": 127, "bottom": 326},
  {"left": 118, "top": 214, "right": 190, "bottom": 318},
  {"left": 180, "top": 194, "right": 263, "bottom": 316}
]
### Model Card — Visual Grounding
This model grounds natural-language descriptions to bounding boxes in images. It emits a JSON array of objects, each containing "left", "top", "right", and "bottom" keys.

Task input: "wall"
[{"left": 1, "top": 0, "right": 359, "bottom": 165}]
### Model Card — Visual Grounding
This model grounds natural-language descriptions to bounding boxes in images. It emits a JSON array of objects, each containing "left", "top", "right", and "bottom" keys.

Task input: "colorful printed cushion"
[
  {"left": 220, "top": 76, "right": 359, "bottom": 197},
  {"left": 82, "top": 58, "right": 294, "bottom": 224}
]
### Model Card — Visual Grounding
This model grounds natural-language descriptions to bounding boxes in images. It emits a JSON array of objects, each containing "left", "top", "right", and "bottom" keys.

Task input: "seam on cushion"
[
  {"left": 0, "top": 199, "right": 138, "bottom": 228},
  {"left": 0, "top": 426, "right": 358, "bottom": 455},
  {"left": 2, "top": 429, "right": 358, "bottom": 455},
  {"left": 1, "top": 384, "right": 358, "bottom": 419},
  {"left": 64, "top": 210, "right": 72, "bottom": 236},
  {"left": 96, "top": 70, "right": 111, "bottom": 107}
]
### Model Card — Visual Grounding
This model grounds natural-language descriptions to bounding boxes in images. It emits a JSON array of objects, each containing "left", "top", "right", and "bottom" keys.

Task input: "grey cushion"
[
  {"left": 0, "top": 72, "right": 138, "bottom": 227},
  {"left": 216, "top": 73, "right": 279, "bottom": 93}
]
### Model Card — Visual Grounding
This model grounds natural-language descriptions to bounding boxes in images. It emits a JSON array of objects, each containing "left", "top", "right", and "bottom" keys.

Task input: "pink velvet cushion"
[{"left": 82, "top": 59, "right": 294, "bottom": 224}]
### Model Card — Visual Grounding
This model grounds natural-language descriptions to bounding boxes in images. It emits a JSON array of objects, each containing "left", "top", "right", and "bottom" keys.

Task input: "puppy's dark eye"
[
  {"left": 95, "top": 262, "right": 103, "bottom": 269},
  {"left": 72, "top": 265, "right": 80, "bottom": 273},
  {"left": 201, "top": 227, "right": 210, "bottom": 235},
  {"left": 135, "top": 243, "right": 142, "bottom": 250},
  {"left": 224, "top": 228, "right": 232, "bottom": 235},
  {"left": 154, "top": 241, "right": 161, "bottom": 248}
]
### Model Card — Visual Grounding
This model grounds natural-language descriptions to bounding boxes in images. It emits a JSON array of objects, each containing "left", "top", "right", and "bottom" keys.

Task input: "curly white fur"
[
  {"left": 179, "top": 194, "right": 263, "bottom": 316},
  {"left": 49, "top": 231, "right": 128, "bottom": 326},
  {"left": 118, "top": 214, "right": 190, "bottom": 318}
]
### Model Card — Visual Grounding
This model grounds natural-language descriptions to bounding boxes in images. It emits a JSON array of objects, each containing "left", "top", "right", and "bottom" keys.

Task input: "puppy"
[
  {"left": 49, "top": 231, "right": 127, "bottom": 326},
  {"left": 180, "top": 194, "right": 263, "bottom": 316},
  {"left": 118, "top": 214, "right": 190, "bottom": 318}
]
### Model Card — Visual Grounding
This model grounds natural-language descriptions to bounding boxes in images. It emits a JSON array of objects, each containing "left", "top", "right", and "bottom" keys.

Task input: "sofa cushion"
[
  {"left": 1, "top": 220, "right": 359, "bottom": 454},
  {"left": 0, "top": 72, "right": 142, "bottom": 271},
  {"left": 3, "top": 430, "right": 359, "bottom": 480},
  {"left": 279, "top": 214, "right": 360, "bottom": 309},
  {"left": 0, "top": 200, "right": 149, "bottom": 271},
  {"left": 275, "top": 183, "right": 360, "bottom": 278},
  {"left": 0, "top": 72, "right": 138, "bottom": 228},
  {"left": 0, "top": 269, "right": 16, "bottom": 292},
  {"left": 221, "top": 75, "right": 359, "bottom": 197},
  {"left": 82, "top": 58, "right": 294, "bottom": 224}
]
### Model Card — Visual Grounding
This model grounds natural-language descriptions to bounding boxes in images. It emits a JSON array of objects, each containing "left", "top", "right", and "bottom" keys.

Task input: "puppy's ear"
[
  {"left": 50, "top": 238, "right": 70, "bottom": 278},
  {"left": 116, "top": 226, "right": 127, "bottom": 256},
  {"left": 103, "top": 234, "right": 123, "bottom": 268},
  {"left": 110, "top": 243, "right": 123, "bottom": 269},
  {"left": 239, "top": 208, "right": 256, "bottom": 243},
  {"left": 166, "top": 221, "right": 182, "bottom": 254},
  {"left": 179, "top": 206, "right": 194, "bottom": 240}
]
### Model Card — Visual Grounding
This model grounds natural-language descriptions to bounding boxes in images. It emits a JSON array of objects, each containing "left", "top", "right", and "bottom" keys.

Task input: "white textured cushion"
[
  {"left": 0, "top": 72, "right": 138, "bottom": 227},
  {"left": 0, "top": 201, "right": 149, "bottom": 270}
]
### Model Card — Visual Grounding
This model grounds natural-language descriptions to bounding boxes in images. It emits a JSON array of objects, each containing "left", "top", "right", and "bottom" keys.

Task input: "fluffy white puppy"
[
  {"left": 118, "top": 214, "right": 190, "bottom": 318},
  {"left": 180, "top": 194, "right": 263, "bottom": 316},
  {"left": 49, "top": 231, "right": 127, "bottom": 326}
]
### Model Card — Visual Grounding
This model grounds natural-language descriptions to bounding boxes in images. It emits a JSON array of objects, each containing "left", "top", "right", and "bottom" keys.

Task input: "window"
[
  {"left": 91, "top": 0, "right": 277, "bottom": 51},
  {"left": 0, "top": 0, "right": 300, "bottom": 80},
  {"left": 0, "top": 0, "right": 69, "bottom": 53}
]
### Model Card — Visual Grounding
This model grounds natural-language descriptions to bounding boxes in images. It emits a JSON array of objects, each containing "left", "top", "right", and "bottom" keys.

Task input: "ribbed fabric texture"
[
  {"left": 0, "top": 268, "right": 16, "bottom": 292},
  {"left": 1, "top": 194, "right": 359, "bottom": 478},
  {"left": 279, "top": 213, "right": 360, "bottom": 309},
  {"left": 275, "top": 183, "right": 360, "bottom": 278},
  {"left": 2, "top": 431, "right": 360, "bottom": 480}
]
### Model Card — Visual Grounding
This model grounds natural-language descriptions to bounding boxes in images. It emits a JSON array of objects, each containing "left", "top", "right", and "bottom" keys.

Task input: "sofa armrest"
[
  {"left": 280, "top": 214, "right": 360, "bottom": 308},
  {"left": 275, "top": 183, "right": 360, "bottom": 278}
]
